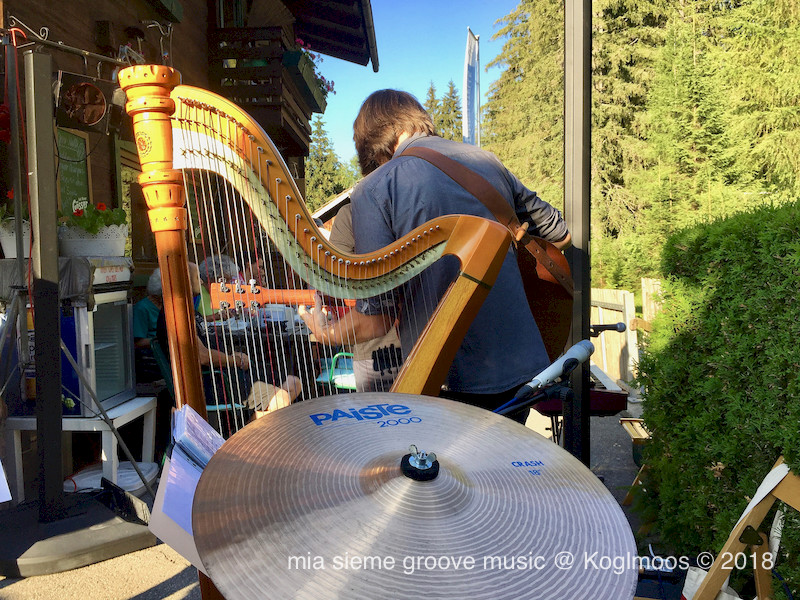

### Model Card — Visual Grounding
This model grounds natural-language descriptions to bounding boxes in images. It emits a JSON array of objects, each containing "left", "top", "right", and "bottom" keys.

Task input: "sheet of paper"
[
  {"left": 172, "top": 405, "right": 225, "bottom": 469},
  {"left": 149, "top": 455, "right": 206, "bottom": 573},
  {"left": 0, "top": 459, "right": 11, "bottom": 503},
  {"left": 162, "top": 447, "right": 202, "bottom": 535}
]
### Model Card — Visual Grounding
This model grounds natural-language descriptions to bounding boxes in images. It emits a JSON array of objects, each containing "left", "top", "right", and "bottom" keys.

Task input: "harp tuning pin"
[
  {"left": 235, "top": 280, "right": 245, "bottom": 294},
  {"left": 249, "top": 279, "right": 260, "bottom": 294},
  {"left": 219, "top": 279, "right": 230, "bottom": 293},
  {"left": 220, "top": 301, "right": 230, "bottom": 310}
]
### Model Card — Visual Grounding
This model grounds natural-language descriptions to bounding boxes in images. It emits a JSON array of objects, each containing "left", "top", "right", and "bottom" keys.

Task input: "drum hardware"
[{"left": 400, "top": 444, "right": 439, "bottom": 481}]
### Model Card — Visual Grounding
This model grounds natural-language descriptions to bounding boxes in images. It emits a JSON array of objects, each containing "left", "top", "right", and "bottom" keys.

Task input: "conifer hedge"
[{"left": 636, "top": 200, "right": 800, "bottom": 595}]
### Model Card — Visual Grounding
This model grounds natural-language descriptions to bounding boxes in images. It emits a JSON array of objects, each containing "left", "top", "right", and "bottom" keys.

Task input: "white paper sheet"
[
  {"left": 149, "top": 455, "right": 206, "bottom": 573},
  {"left": 162, "top": 447, "right": 202, "bottom": 535}
]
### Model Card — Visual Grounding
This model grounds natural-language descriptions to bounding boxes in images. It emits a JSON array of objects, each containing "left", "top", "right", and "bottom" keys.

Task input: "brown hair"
[{"left": 353, "top": 90, "right": 435, "bottom": 175}]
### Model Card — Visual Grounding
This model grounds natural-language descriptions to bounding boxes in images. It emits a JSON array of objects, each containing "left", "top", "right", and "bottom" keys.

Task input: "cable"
[{"left": 772, "top": 569, "right": 794, "bottom": 600}]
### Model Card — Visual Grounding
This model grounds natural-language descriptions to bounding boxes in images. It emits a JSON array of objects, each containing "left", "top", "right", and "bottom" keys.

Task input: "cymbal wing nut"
[{"left": 401, "top": 445, "right": 440, "bottom": 481}]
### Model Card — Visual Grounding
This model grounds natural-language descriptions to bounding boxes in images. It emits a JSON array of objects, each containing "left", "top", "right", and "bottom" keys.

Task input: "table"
[{"left": 4, "top": 396, "right": 156, "bottom": 504}]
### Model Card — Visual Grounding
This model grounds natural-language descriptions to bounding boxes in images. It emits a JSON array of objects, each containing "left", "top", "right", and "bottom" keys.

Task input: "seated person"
[
  {"left": 132, "top": 269, "right": 163, "bottom": 383},
  {"left": 241, "top": 253, "right": 267, "bottom": 287},
  {"left": 196, "top": 254, "right": 242, "bottom": 320},
  {"left": 156, "top": 264, "right": 301, "bottom": 427},
  {"left": 311, "top": 203, "right": 404, "bottom": 392}
]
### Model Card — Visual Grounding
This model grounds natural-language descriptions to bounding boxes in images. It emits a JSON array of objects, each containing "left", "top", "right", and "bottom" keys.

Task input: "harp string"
[{"left": 174, "top": 97, "right": 378, "bottom": 433}]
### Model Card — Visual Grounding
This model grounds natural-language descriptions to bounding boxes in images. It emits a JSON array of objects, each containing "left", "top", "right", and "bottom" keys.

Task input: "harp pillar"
[{"left": 120, "top": 66, "right": 207, "bottom": 419}]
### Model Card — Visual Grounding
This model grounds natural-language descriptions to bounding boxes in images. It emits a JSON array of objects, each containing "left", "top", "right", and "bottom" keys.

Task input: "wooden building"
[{"left": 0, "top": 0, "right": 378, "bottom": 272}]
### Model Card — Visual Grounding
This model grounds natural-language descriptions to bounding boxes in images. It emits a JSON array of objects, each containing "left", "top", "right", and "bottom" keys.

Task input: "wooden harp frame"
[{"left": 119, "top": 65, "right": 513, "bottom": 416}]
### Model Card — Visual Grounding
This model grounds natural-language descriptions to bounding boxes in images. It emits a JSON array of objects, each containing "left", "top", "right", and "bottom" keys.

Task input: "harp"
[{"left": 119, "top": 65, "right": 512, "bottom": 426}]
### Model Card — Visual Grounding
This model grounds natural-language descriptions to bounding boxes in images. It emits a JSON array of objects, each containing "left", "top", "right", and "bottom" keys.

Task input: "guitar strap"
[{"left": 399, "top": 145, "right": 574, "bottom": 296}]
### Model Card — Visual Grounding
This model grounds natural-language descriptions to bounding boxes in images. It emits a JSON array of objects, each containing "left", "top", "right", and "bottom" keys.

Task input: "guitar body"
[{"left": 516, "top": 236, "right": 573, "bottom": 362}]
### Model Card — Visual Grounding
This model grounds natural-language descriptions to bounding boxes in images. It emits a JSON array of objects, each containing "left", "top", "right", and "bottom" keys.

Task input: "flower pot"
[
  {"left": 282, "top": 51, "right": 327, "bottom": 113},
  {"left": 0, "top": 220, "right": 31, "bottom": 259},
  {"left": 58, "top": 224, "right": 128, "bottom": 257}
]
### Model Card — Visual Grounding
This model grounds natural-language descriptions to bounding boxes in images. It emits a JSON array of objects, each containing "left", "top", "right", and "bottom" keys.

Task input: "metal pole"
[
  {"left": 4, "top": 36, "right": 25, "bottom": 284},
  {"left": 25, "top": 49, "right": 64, "bottom": 521},
  {"left": 563, "top": 0, "right": 592, "bottom": 464},
  {"left": 6, "top": 16, "right": 126, "bottom": 68}
]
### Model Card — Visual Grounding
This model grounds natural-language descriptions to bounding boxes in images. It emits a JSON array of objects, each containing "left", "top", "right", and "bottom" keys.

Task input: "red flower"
[
  {"left": 5, "top": 189, "right": 12, "bottom": 200},
  {"left": 96, "top": 202, "right": 107, "bottom": 211},
  {"left": 74, "top": 209, "right": 84, "bottom": 217}
]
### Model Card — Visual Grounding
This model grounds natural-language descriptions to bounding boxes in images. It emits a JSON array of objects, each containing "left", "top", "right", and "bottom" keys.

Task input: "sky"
[{"left": 317, "top": 0, "right": 520, "bottom": 161}]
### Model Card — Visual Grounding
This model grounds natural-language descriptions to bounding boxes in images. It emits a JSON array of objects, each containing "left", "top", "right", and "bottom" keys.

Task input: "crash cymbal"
[{"left": 193, "top": 393, "right": 636, "bottom": 600}]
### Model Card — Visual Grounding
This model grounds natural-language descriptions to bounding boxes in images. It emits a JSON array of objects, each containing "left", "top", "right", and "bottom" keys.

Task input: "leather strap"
[
  {"left": 400, "top": 145, "right": 573, "bottom": 295},
  {"left": 401, "top": 146, "right": 520, "bottom": 231}
]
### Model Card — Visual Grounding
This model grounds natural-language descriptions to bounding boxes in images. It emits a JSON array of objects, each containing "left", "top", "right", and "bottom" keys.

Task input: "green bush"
[{"left": 636, "top": 200, "right": 800, "bottom": 595}]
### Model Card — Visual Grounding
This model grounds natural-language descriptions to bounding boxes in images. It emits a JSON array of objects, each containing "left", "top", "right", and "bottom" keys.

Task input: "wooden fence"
[{"left": 590, "top": 288, "right": 639, "bottom": 385}]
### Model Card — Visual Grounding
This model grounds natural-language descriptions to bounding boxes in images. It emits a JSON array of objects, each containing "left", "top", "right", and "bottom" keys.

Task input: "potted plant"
[
  {"left": 58, "top": 202, "right": 128, "bottom": 257},
  {"left": 0, "top": 191, "right": 31, "bottom": 259},
  {"left": 282, "top": 38, "right": 335, "bottom": 113}
]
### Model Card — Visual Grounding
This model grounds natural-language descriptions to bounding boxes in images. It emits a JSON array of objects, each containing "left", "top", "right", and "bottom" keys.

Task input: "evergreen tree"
[
  {"left": 423, "top": 82, "right": 442, "bottom": 133},
  {"left": 590, "top": 0, "right": 669, "bottom": 287},
  {"left": 486, "top": 0, "right": 800, "bottom": 289},
  {"left": 306, "top": 117, "right": 349, "bottom": 211},
  {"left": 438, "top": 80, "right": 463, "bottom": 141},
  {"left": 483, "top": 0, "right": 564, "bottom": 205},
  {"left": 344, "top": 155, "right": 362, "bottom": 184},
  {"left": 716, "top": 0, "right": 800, "bottom": 201}
]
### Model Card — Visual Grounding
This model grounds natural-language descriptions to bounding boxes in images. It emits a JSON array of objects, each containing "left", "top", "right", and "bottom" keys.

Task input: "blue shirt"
[{"left": 350, "top": 134, "right": 568, "bottom": 394}]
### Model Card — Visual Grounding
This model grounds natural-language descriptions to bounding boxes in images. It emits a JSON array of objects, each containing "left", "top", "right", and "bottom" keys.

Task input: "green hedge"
[{"left": 636, "top": 200, "right": 800, "bottom": 595}]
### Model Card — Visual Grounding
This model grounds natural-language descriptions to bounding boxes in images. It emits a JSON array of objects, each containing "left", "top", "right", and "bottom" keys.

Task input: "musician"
[
  {"left": 328, "top": 202, "right": 404, "bottom": 392},
  {"left": 301, "top": 90, "right": 570, "bottom": 422},
  {"left": 156, "top": 265, "right": 301, "bottom": 426},
  {"left": 196, "top": 254, "right": 241, "bottom": 321}
]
